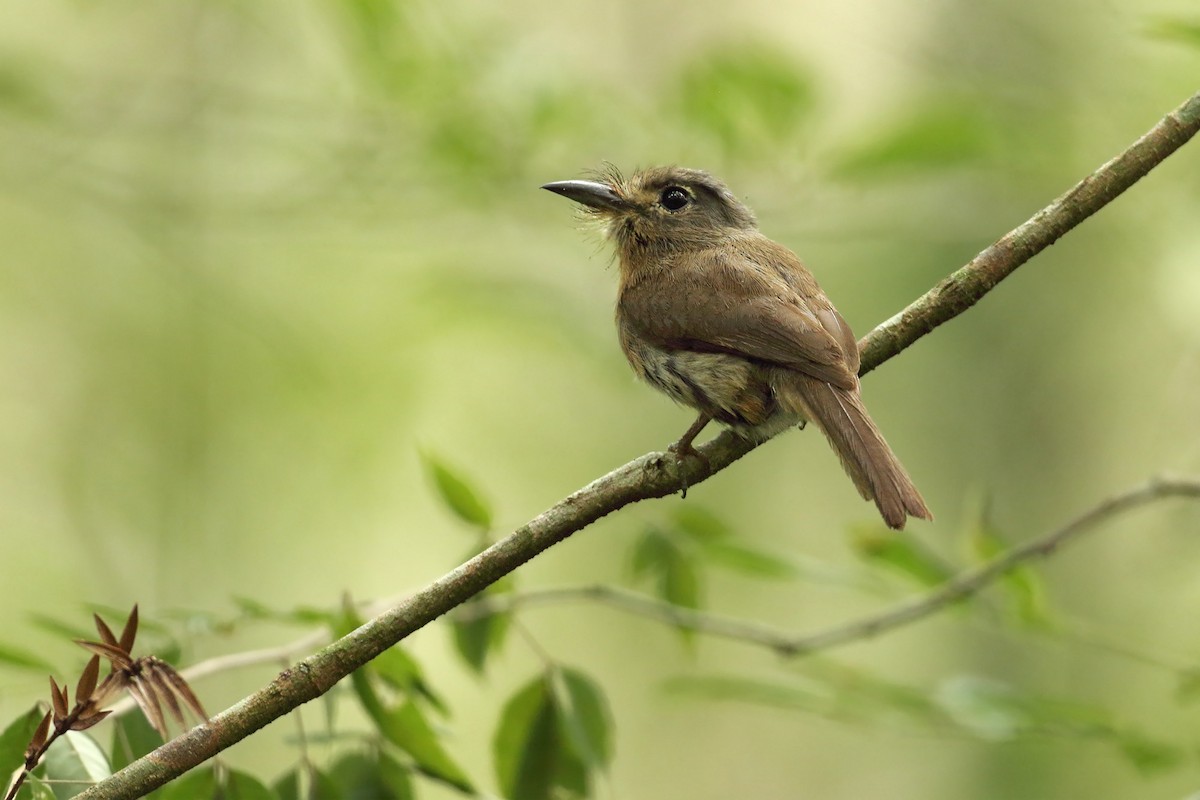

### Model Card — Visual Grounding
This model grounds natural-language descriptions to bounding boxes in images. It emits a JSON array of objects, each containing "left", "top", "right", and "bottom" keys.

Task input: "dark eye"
[{"left": 660, "top": 186, "right": 689, "bottom": 211}]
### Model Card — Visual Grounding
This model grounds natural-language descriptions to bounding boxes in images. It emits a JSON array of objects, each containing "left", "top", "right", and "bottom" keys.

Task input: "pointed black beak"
[{"left": 541, "top": 180, "right": 631, "bottom": 213}]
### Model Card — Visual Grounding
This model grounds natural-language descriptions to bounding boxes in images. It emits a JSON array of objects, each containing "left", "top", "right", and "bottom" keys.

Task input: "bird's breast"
[{"left": 617, "top": 319, "right": 775, "bottom": 429}]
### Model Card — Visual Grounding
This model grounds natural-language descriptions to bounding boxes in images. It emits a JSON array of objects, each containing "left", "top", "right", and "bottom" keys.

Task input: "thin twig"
[
  {"left": 77, "top": 90, "right": 1200, "bottom": 800},
  {"left": 456, "top": 584, "right": 792, "bottom": 649},
  {"left": 456, "top": 477, "right": 1200, "bottom": 657},
  {"left": 779, "top": 476, "right": 1200, "bottom": 656}
]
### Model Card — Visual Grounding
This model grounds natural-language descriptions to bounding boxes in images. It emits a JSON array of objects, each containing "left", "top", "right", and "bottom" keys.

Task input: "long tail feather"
[{"left": 774, "top": 374, "right": 931, "bottom": 529}]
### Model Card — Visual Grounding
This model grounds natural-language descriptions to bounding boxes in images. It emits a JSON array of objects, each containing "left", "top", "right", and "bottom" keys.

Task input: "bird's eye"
[{"left": 660, "top": 187, "right": 690, "bottom": 211}]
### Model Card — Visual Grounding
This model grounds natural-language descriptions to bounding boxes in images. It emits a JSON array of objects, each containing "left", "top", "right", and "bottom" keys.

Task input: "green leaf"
[
  {"left": 388, "top": 701, "right": 471, "bottom": 791},
  {"left": 798, "top": 660, "right": 945, "bottom": 723},
  {"left": 421, "top": 451, "right": 493, "bottom": 530},
  {"left": 670, "top": 507, "right": 797, "bottom": 580},
  {"left": 552, "top": 751, "right": 589, "bottom": 800},
  {"left": 233, "top": 597, "right": 330, "bottom": 627},
  {"left": 110, "top": 711, "right": 163, "bottom": 772},
  {"left": 676, "top": 43, "right": 816, "bottom": 155},
  {"left": 662, "top": 674, "right": 828, "bottom": 713},
  {"left": 452, "top": 609, "right": 509, "bottom": 675},
  {"left": 0, "top": 706, "right": 45, "bottom": 775},
  {"left": 452, "top": 576, "right": 514, "bottom": 675},
  {"left": 697, "top": 540, "right": 798, "bottom": 580},
  {"left": 274, "top": 768, "right": 345, "bottom": 800},
  {"left": 377, "top": 752, "right": 415, "bottom": 800},
  {"left": 1116, "top": 731, "right": 1185, "bottom": 775},
  {"left": 161, "top": 766, "right": 218, "bottom": 800},
  {"left": 372, "top": 645, "right": 448, "bottom": 715},
  {"left": 629, "top": 528, "right": 675, "bottom": 581},
  {"left": 835, "top": 102, "right": 992, "bottom": 178},
  {"left": 223, "top": 769, "right": 278, "bottom": 800},
  {"left": 342, "top": 0, "right": 401, "bottom": 53},
  {"left": 429, "top": 110, "right": 510, "bottom": 178},
  {"left": 997, "top": 562, "right": 1046, "bottom": 623},
  {"left": 850, "top": 526, "right": 954, "bottom": 588},
  {"left": 232, "top": 596, "right": 274, "bottom": 619},
  {"left": 0, "top": 643, "right": 56, "bottom": 673},
  {"left": 0, "top": 60, "right": 53, "bottom": 118},
  {"left": 662, "top": 548, "right": 701, "bottom": 611},
  {"left": 554, "top": 668, "right": 614, "bottom": 769},
  {"left": 934, "top": 676, "right": 1029, "bottom": 740},
  {"left": 630, "top": 528, "right": 703, "bottom": 646},
  {"left": 353, "top": 668, "right": 471, "bottom": 793},
  {"left": 670, "top": 506, "right": 732, "bottom": 544},
  {"left": 934, "top": 674, "right": 1127, "bottom": 746},
  {"left": 273, "top": 770, "right": 300, "bottom": 800},
  {"left": 314, "top": 769, "right": 346, "bottom": 800},
  {"left": 1145, "top": 17, "right": 1200, "bottom": 49},
  {"left": 333, "top": 0, "right": 414, "bottom": 96},
  {"left": 28, "top": 614, "right": 93, "bottom": 643},
  {"left": 493, "top": 675, "right": 559, "bottom": 800},
  {"left": 42, "top": 731, "right": 111, "bottom": 799},
  {"left": 630, "top": 529, "right": 701, "bottom": 611},
  {"left": 1175, "top": 668, "right": 1200, "bottom": 705},
  {"left": 329, "top": 753, "right": 388, "bottom": 800},
  {"left": 968, "top": 518, "right": 1050, "bottom": 627}
]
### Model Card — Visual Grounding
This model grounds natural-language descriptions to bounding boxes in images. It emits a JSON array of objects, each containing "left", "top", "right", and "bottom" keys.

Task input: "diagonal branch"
[
  {"left": 77, "top": 90, "right": 1200, "bottom": 799},
  {"left": 856, "top": 89, "right": 1200, "bottom": 372}
]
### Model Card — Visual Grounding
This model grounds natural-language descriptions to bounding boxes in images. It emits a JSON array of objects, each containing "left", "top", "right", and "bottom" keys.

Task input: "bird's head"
[{"left": 542, "top": 166, "right": 757, "bottom": 256}]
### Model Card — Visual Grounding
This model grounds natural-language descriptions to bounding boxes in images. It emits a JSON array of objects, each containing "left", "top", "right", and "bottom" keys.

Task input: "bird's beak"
[{"left": 541, "top": 180, "right": 631, "bottom": 213}]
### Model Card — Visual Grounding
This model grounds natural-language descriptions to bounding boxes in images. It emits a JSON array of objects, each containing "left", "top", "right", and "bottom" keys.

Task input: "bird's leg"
[
  {"left": 667, "top": 413, "right": 712, "bottom": 498},
  {"left": 670, "top": 412, "right": 712, "bottom": 455}
]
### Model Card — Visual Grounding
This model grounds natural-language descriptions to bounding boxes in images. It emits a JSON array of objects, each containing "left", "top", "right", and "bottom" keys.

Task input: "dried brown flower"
[{"left": 4, "top": 605, "right": 208, "bottom": 800}]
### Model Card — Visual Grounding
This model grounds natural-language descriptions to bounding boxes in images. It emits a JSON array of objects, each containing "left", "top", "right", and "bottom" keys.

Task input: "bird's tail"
[{"left": 775, "top": 375, "right": 932, "bottom": 530}]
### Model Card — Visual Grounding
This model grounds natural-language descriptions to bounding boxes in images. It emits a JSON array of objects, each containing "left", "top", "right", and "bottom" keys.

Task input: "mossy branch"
[{"left": 77, "top": 90, "right": 1200, "bottom": 800}]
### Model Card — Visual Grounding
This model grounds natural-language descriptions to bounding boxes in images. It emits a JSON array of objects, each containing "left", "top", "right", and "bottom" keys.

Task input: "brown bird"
[{"left": 543, "top": 166, "right": 932, "bottom": 529}]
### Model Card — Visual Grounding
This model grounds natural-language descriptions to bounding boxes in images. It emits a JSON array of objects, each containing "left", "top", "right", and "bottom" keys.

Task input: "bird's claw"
[{"left": 667, "top": 442, "right": 710, "bottom": 499}]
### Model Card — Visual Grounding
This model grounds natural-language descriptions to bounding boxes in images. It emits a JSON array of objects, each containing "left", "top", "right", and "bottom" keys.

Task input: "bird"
[{"left": 542, "top": 165, "right": 932, "bottom": 530}]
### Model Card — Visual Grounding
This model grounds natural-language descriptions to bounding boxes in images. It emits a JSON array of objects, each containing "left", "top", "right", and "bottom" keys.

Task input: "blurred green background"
[{"left": 2, "top": 0, "right": 1200, "bottom": 797}]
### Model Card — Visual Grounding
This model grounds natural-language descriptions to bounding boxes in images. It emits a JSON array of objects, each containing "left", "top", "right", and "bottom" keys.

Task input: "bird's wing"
[
  {"left": 620, "top": 244, "right": 859, "bottom": 390},
  {"left": 813, "top": 305, "right": 860, "bottom": 375}
]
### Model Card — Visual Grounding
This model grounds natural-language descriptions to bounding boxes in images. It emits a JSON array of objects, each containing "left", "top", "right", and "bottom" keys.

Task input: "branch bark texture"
[{"left": 78, "top": 90, "right": 1200, "bottom": 799}]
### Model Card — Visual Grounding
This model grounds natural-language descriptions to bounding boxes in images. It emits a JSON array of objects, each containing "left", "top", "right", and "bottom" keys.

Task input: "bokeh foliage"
[{"left": 1, "top": 1, "right": 1199, "bottom": 798}]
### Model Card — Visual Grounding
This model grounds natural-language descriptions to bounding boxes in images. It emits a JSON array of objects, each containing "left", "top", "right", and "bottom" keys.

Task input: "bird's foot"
[{"left": 667, "top": 441, "right": 710, "bottom": 499}]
